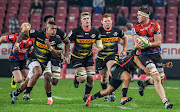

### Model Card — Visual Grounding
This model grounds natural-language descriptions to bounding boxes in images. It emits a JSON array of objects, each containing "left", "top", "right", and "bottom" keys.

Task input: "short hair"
[
  {"left": 44, "top": 15, "right": 55, "bottom": 22},
  {"left": 21, "top": 22, "right": 31, "bottom": 29},
  {"left": 48, "top": 21, "right": 56, "bottom": 25},
  {"left": 138, "top": 6, "right": 150, "bottom": 15},
  {"left": 80, "top": 12, "right": 91, "bottom": 20},
  {"left": 102, "top": 13, "right": 112, "bottom": 21},
  {"left": 126, "top": 23, "right": 133, "bottom": 30}
]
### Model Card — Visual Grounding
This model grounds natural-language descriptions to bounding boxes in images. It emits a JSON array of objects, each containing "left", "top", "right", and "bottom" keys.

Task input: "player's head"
[
  {"left": 80, "top": 12, "right": 91, "bottom": 27},
  {"left": 46, "top": 21, "right": 57, "bottom": 36},
  {"left": 21, "top": 22, "right": 31, "bottom": 32},
  {"left": 137, "top": 6, "right": 150, "bottom": 24},
  {"left": 101, "top": 13, "right": 112, "bottom": 30},
  {"left": 44, "top": 15, "right": 55, "bottom": 25},
  {"left": 126, "top": 23, "right": 133, "bottom": 30}
]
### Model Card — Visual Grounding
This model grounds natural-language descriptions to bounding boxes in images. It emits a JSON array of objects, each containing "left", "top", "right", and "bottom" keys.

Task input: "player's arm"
[
  {"left": 148, "top": 34, "right": 162, "bottom": 47},
  {"left": 63, "top": 37, "right": 70, "bottom": 64},
  {"left": 134, "top": 56, "right": 150, "bottom": 75},
  {"left": 0, "top": 36, "right": 7, "bottom": 44},
  {"left": 45, "top": 40, "right": 62, "bottom": 58},
  {"left": 163, "top": 62, "right": 173, "bottom": 68},
  {"left": 120, "top": 34, "right": 128, "bottom": 52},
  {"left": 16, "top": 31, "right": 28, "bottom": 43}
]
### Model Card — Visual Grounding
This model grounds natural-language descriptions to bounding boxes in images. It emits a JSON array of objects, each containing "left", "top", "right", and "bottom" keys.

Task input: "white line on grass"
[
  {"left": 94, "top": 104, "right": 132, "bottom": 109},
  {"left": 53, "top": 96, "right": 73, "bottom": 100},
  {"left": 129, "top": 87, "right": 179, "bottom": 90},
  {"left": 0, "top": 88, "right": 2, "bottom": 89}
]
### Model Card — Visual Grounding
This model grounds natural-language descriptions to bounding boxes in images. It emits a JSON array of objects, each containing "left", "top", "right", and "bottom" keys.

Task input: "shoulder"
[
  {"left": 151, "top": 20, "right": 159, "bottom": 26},
  {"left": 91, "top": 27, "right": 99, "bottom": 32}
]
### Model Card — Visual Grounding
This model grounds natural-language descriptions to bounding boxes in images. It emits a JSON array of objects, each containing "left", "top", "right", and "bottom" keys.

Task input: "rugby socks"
[
  {"left": 25, "top": 87, "right": 33, "bottom": 94},
  {"left": 122, "top": 88, "right": 128, "bottom": 97},
  {"left": 91, "top": 92, "right": 104, "bottom": 100},
  {"left": 46, "top": 91, "right": 53, "bottom": 101},
  {"left": 12, "top": 80, "right": 16, "bottom": 85},
  {"left": 101, "top": 82, "right": 108, "bottom": 89},
  {"left": 84, "top": 84, "right": 92, "bottom": 95},
  {"left": 14, "top": 88, "right": 23, "bottom": 96},
  {"left": 162, "top": 98, "right": 168, "bottom": 104}
]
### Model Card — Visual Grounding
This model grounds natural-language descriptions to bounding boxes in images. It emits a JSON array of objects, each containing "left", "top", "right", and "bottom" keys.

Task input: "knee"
[
  {"left": 44, "top": 72, "right": 51, "bottom": 80},
  {"left": 153, "top": 73, "right": 160, "bottom": 82},
  {"left": 77, "top": 77, "right": 86, "bottom": 83},
  {"left": 52, "top": 79, "right": 59, "bottom": 85}
]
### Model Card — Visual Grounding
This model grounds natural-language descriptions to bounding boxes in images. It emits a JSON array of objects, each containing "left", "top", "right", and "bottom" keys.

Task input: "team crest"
[
  {"left": 30, "top": 29, "right": 35, "bottom": 33},
  {"left": 91, "top": 34, "right": 96, "bottom": 38},
  {"left": 113, "top": 32, "right": 118, "bottom": 36}
]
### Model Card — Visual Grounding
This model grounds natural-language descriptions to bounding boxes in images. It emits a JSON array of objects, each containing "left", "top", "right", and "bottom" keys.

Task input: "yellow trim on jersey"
[
  {"left": 101, "top": 37, "right": 118, "bottom": 43},
  {"left": 27, "top": 30, "right": 30, "bottom": 38},
  {"left": 63, "top": 36, "right": 68, "bottom": 41},
  {"left": 38, "top": 48, "right": 48, "bottom": 53},
  {"left": 36, "top": 54, "right": 46, "bottom": 59},
  {"left": 37, "top": 58, "right": 46, "bottom": 63},
  {"left": 127, "top": 35, "right": 133, "bottom": 38},
  {"left": 71, "top": 53, "right": 85, "bottom": 59},
  {"left": 36, "top": 41, "right": 48, "bottom": 50},
  {"left": 80, "top": 44, "right": 91, "bottom": 47},
  {"left": 103, "top": 42, "right": 115, "bottom": 46},
  {"left": 97, "top": 56, "right": 105, "bottom": 59},
  {"left": 76, "top": 39, "right": 96, "bottom": 43}
]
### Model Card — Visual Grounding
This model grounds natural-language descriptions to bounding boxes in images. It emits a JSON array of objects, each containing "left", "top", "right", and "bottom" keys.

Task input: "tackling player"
[
  {"left": 0, "top": 23, "right": 34, "bottom": 89},
  {"left": 68, "top": 12, "right": 103, "bottom": 102},
  {"left": 132, "top": 6, "right": 173, "bottom": 109},
  {"left": 96, "top": 13, "right": 128, "bottom": 101}
]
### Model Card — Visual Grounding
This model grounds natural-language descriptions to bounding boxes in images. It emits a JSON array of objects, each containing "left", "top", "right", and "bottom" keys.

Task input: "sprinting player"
[
  {"left": 43, "top": 15, "right": 70, "bottom": 105},
  {"left": 68, "top": 12, "right": 103, "bottom": 102},
  {"left": 10, "top": 22, "right": 62, "bottom": 104},
  {"left": 132, "top": 6, "right": 173, "bottom": 109},
  {"left": 96, "top": 13, "right": 128, "bottom": 101},
  {"left": 0, "top": 23, "right": 34, "bottom": 89}
]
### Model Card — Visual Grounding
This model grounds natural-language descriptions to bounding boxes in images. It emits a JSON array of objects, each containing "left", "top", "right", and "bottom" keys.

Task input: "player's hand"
[
  {"left": 44, "top": 39, "right": 51, "bottom": 49},
  {"left": 92, "top": 47, "right": 99, "bottom": 54},
  {"left": 143, "top": 67, "right": 151, "bottom": 75},
  {"left": 120, "top": 50, "right": 126, "bottom": 57},
  {"left": 64, "top": 55, "right": 70, "bottom": 64},
  {"left": 134, "top": 41, "right": 144, "bottom": 49},
  {"left": 165, "top": 62, "right": 173, "bottom": 68},
  {"left": 13, "top": 43, "right": 20, "bottom": 53}
]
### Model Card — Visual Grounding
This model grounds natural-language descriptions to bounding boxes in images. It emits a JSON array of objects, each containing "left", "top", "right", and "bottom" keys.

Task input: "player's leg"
[
  {"left": 20, "top": 60, "right": 29, "bottom": 80},
  {"left": 106, "top": 60, "right": 116, "bottom": 102},
  {"left": 43, "top": 61, "right": 53, "bottom": 105},
  {"left": 120, "top": 71, "right": 132, "bottom": 105},
  {"left": 23, "top": 61, "right": 42, "bottom": 101}
]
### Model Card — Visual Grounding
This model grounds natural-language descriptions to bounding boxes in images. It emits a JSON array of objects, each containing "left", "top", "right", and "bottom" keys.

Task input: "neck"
[
  {"left": 45, "top": 34, "right": 51, "bottom": 39},
  {"left": 141, "top": 19, "right": 149, "bottom": 25},
  {"left": 82, "top": 25, "right": 91, "bottom": 31},
  {"left": 104, "top": 26, "right": 112, "bottom": 31}
]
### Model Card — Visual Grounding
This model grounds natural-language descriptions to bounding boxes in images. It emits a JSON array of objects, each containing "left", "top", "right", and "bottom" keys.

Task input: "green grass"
[{"left": 0, "top": 78, "right": 180, "bottom": 112}]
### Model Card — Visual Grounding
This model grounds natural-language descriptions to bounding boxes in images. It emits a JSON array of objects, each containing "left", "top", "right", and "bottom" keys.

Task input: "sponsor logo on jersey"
[
  {"left": 77, "top": 35, "right": 84, "bottom": 37},
  {"left": 91, "top": 34, "right": 96, "bottom": 38},
  {"left": 36, "top": 41, "right": 48, "bottom": 49},
  {"left": 113, "top": 32, "right": 118, "bottom": 36},
  {"left": 30, "top": 29, "right": 35, "bottom": 33},
  {"left": 101, "top": 37, "right": 118, "bottom": 42},
  {"left": 76, "top": 39, "right": 96, "bottom": 43}
]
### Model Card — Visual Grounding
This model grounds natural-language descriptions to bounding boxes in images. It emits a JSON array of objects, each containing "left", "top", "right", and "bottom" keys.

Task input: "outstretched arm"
[
  {"left": 0, "top": 36, "right": 7, "bottom": 45},
  {"left": 163, "top": 62, "right": 173, "bottom": 68},
  {"left": 16, "top": 31, "right": 28, "bottom": 43}
]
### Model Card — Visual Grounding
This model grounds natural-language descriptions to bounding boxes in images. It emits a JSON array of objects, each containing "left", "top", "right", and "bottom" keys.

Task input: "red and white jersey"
[{"left": 132, "top": 20, "right": 161, "bottom": 56}]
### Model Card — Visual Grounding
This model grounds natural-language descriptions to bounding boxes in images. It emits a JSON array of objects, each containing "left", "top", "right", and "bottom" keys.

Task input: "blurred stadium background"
[{"left": 0, "top": 0, "right": 180, "bottom": 79}]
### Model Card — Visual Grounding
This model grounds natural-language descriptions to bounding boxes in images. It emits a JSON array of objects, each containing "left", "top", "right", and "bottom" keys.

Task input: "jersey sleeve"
[
  {"left": 117, "top": 27, "right": 125, "bottom": 38},
  {"left": 27, "top": 29, "right": 39, "bottom": 39},
  {"left": 57, "top": 28, "right": 67, "bottom": 41},
  {"left": 6, "top": 34, "right": 17, "bottom": 43},
  {"left": 55, "top": 37, "right": 63, "bottom": 50},
  {"left": 68, "top": 29, "right": 76, "bottom": 42},
  {"left": 95, "top": 28, "right": 101, "bottom": 40},
  {"left": 154, "top": 22, "right": 161, "bottom": 34},
  {"left": 132, "top": 24, "right": 139, "bottom": 35}
]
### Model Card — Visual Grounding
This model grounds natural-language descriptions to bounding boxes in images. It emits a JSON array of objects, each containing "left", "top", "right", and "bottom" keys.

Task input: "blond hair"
[
  {"left": 80, "top": 12, "right": 91, "bottom": 20},
  {"left": 21, "top": 22, "right": 31, "bottom": 29}
]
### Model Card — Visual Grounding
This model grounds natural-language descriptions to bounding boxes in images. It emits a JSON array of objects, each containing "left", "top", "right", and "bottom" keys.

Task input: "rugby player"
[
  {"left": 132, "top": 6, "right": 173, "bottom": 109},
  {"left": 85, "top": 43, "right": 174, "bottom": 107},
  {"left": 43, "top": 15, "right": 70, "bottom": 105},
  {"left": 96, "top": 13, "right": 128, "bottom": 101},
  {"left": 0, "top": 23, "right": 34, "bottom": 89},
  {"left": 68, "top": 12, "right": 103, "bottom": 102},
  {"left": 10, "top": 22, "right": 63, "bottom": 104}
]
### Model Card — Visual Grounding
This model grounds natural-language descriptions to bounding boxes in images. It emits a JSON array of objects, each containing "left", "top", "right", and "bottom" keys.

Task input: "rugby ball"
[{"left": 136, "top": 36, "right": 149, "bottom": 48}]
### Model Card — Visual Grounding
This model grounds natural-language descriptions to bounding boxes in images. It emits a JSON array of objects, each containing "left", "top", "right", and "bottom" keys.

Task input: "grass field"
[{"left": 0, "top": 78, "right": 179, "bottom": 112}]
